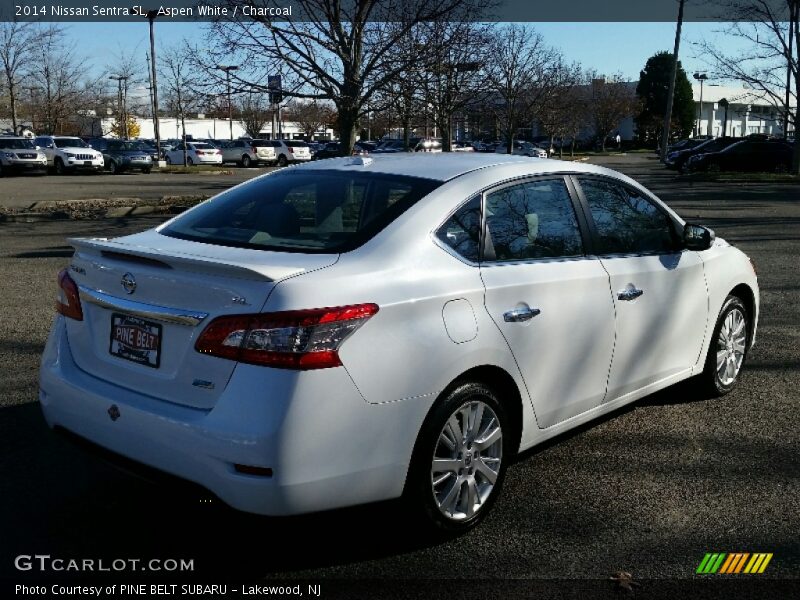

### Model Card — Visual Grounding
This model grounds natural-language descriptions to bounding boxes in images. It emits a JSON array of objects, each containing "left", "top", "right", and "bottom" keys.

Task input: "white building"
[
  {"left": 94, "top": 115, "right": 335, "bottom": 141},
  {"left": 691, "top": 83, "right": 795, "bottom": 138}
]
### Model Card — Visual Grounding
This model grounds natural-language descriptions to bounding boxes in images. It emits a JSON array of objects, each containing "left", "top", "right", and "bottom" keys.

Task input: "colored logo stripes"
[{"left": 696, "top": 553, "right": 773, "bottom": 574}]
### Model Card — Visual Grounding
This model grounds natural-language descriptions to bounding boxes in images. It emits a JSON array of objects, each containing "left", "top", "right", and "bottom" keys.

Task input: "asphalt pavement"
[{"left": 0, "top": 154, "right": 797, "bottom": 595}]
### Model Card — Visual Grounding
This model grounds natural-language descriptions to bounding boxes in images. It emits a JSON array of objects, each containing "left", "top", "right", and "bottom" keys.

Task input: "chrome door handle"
[
  {"left": 503, "top": 307, "right": 541, "bottom": 322},
  {"left": 617, "top": 288, "right": 644, "bottom": 301}
]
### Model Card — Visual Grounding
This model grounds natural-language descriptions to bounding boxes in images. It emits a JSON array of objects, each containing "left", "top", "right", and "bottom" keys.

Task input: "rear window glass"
[
  {"left": 285, "top": 141, "right": 308, "bottom": 147},
  {"left": 251, "top": 140, "right": 272, "bottom": 147},
  {"left": 191, "top": 143, "right": 214, "bottom": 150},
  {"left": 160, "top": 170, "right": 442, "bottom": 253}
]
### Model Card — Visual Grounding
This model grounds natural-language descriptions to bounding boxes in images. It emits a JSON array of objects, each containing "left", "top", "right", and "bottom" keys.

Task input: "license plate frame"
[{"left": 109, "top": 313, "right": 162, "bottom": 368}]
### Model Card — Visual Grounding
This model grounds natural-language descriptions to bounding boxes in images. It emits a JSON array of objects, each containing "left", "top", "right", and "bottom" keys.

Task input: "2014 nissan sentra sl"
[{"left": 40, "top": 153, "right": 759, "bottom": 532}]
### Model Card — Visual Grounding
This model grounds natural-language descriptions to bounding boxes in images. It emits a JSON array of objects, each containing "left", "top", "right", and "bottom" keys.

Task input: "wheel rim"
[
  {"left": 431, "top": 400, "right": 502, "bottom": 521},
  {"left": 716, "top": 308, "right": 747, "bottom": 386},
  {"left": 242, "top": 156, "right": 250, "bottom": 166}
]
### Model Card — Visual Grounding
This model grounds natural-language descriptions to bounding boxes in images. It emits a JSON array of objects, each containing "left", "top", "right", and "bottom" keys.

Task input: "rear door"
[
  {"left": 480, "top": 176, "right": 617, "bottom": 428},
  {"left": 573, "top": 176, "right": 708, "bottom": 402}
]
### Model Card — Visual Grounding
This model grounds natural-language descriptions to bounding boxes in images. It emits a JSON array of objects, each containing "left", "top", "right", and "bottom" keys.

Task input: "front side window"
[
  {"left": 436, "top": 196, "right": 481, "bottom": 262},
  {"left": 579, "top": 178, "right": 678, "bottom": 255},
  {"left": 161, "top": 170, "right": 441, "bottom": 253},
  {"left": 484, "top": 178, "right": 584, "bottom": 261}
]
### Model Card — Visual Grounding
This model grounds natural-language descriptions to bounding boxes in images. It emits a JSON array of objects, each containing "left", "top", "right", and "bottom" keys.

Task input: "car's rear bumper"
[{"left": 39, "top": 316, "right": 423, "bottom": 516}]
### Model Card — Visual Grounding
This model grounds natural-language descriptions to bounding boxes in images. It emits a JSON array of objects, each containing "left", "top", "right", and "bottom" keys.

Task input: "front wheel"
[
  {"left": 54, "top": 158, "right": 67, "bottom": 175},
  {"left": 697, "top": 295, "right": 750, "bottom": 396},
  {"left": 277, "top": 155, "right": 288, "bottom": 167},
  {"left": 405, "top": 382, "right": 509, "bottom": 534},
  {"left": 241, "top": 155, "right": 252, "bottom": 167},
  {"left": 109, "top": 160, "right": 118, "bottom": 174}
]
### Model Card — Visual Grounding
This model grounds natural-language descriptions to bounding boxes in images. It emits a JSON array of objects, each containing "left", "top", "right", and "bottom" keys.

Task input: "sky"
[{"left": 64, "top": 21, "right": 745, "bottom": 90}]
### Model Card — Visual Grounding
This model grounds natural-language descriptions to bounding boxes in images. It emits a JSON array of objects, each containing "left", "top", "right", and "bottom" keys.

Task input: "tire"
[
  {"left": 165, "top": 155, "right": 172, "bottom": 165},
  {"left": 142, "top": 168, "right": 151, "bottom": 174},
  {"left": 241, "top": 155, "right": 251, "bottom": 167},
  {"left": 0, "top": 163, "right": 4, "bottom": 177},
  {"left": 697, "top": 295, "right": 749, "bottom": 397},
  {"left": 187, "top": 157, "right": 194, "bottom": 166},
  {"left": 405, "top": 381, "right": 510, "bottom": 534},
  {"left": 277, "top": 155, "right": 288, "bottom": 167},
  {"left": 109, "top": 160, "right": 118, "bottom": 174},
  {"left": 54, "top": 158, "right": 66, "bottom": 175}
]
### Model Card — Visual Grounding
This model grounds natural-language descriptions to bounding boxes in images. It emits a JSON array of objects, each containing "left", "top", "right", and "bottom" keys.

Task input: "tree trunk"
[
  {"left": 9, "top": 83, "right": 17, "bottom": 131},
  {"left": 440, "top": 118, "right": 452, "bottom": 152},
  {"left": 402, "top": 117, "right": 411, "bottom": 151},
  {"left": 337, "top": 105, "right": 358, "bottom": 157}
]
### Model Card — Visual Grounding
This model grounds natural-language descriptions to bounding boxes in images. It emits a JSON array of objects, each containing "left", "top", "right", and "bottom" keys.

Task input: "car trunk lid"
[{"left": 64, "top": 231, "right": 338, "bottom": 409}]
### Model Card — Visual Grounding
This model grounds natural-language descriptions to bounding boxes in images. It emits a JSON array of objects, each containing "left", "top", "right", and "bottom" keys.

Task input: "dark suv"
[
  {"left": 88, "top": 138, "right": 153, "bottom": 174},
  {"left": 684, "top": 138, "right": 793, "bottom": 173}
]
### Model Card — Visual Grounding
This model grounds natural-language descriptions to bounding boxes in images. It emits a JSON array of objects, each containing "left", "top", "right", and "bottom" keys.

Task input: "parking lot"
[{"left": 0, "top": 154, "right": 797, "bottom": 591}]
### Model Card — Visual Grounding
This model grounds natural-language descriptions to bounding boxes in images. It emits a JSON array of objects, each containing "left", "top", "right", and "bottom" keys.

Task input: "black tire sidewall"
[
  {"left": 704, "top": 295, "right": 749, "bottom": 396},
  {"left": 405, "top": 381, "right": 510, "bottom": 534},
  {"left": 242, "top": 155, "right": 251, "bottom": 167}
]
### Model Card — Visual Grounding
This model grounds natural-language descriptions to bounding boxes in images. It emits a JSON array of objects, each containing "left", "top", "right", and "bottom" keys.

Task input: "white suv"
[
  {"left": 0, "top": 136, "right": 48, "bottom": 175},
  {"left": 221, "top": 139, "right": 278, "bottom": 167},
  {"left": 274, "top": 139, "right": 312, "bottom": 166},
  {"left": 34, "top": 136, "right": 104, "bottom": 174}
]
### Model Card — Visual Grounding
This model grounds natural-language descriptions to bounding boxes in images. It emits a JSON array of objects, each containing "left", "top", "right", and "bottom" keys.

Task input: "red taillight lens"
[
  {"left": 287, "top": 146, "right": 294, "bottom": 153},
  {"left": 195, "top": 303, "right": 378, "bottom": 369},
  {"left": 56, "top": 268, "right": 83, "bottom": 321}
]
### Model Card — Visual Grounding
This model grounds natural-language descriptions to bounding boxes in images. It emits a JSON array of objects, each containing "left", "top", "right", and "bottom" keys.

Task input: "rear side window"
[
  {"left": 484, "top": 178, "right": 584, "bottom": 261},
  {"left": 436, "top": 196, "right": 481, "bottom": 262},
  {"left": 578, "top": 178, "right": 678, "bottom": 255},
  {"left": 161, "top": 170, "right": 441, "bottom": 253}
]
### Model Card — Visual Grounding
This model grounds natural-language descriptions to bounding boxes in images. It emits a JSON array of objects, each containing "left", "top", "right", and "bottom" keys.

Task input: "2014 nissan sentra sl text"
[{"left": 40, "top": 153, "right": 759, "bottom": 532}]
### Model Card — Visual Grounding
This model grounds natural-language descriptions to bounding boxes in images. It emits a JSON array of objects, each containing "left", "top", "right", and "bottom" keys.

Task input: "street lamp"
[
  {"left": 693, "top": 72, "right": 708, "bottom": 137},
  {"left": 109, "top": 75, "right": 130, "bottom": 139},
  {"left": 217, "top": 65, "right": 239, "bottom": 140},
  {"left": 145, "top": 10, "right": 162, "bottom": 161}
]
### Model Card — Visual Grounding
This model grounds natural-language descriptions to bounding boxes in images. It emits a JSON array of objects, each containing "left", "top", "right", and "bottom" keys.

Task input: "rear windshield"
[
  {"left": 160, "top": 170, "right": 441, "bottom": 253},
  {"left": 285, "top": 141, "right": 308, "bottom": 147},
  {"left": 251, "top": 140, "right": 273, "bottom": 147},
  {"left": 191, "top": 143, "right": 214, "bottom": 150}
]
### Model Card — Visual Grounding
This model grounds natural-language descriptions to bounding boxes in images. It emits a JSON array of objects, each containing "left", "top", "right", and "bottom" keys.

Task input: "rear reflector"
[
  {"left": 196, "top": 303, "right": 378, "bottom": 369},
  {"left": 56, "top": 268, "right": 83, "bottom": 321}
]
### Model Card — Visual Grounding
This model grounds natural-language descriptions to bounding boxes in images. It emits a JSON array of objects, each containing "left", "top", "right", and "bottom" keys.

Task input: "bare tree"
[
  {"left": 698, "top": 0, "right": 799, "bottom": 173},
  {"left": 419, "top": 21, "right": 491, "bottom": 151},
  {"left": 0, "top": 21, "right": 40, "bottom": 132},
  {"left": 160, "top": 45, "right": 199, "bottom": 165},
  {"left": 535, "top": 62, "right": 584, "bottom": 155},
  {"left": 286, "top": 99, "right": 335, "bottom": 139},
  {"left": 486, "top": 24, "right": 566, "bottom": 153},
  {"left": 203, "top": 0, "right": 486, "bottom": 156},
  {"left": 238, "top": 92, "right": 271, "bottom": 138},
  {"left": 29, "top": 26, "right": 85, "bottom": 135},
  {"left": 587, "top": 73, "right": 639, "bottom": 151}
]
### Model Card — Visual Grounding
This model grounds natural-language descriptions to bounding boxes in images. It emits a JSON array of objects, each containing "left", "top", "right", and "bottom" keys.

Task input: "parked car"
[
  {"left": 88, "top": 139, "right": 153, "bottom": 174},
  {"left": 372, "top": 139, "right": 410, "bottom": 154},
  {"left": 452, "top": 142, "right": 475, "bottom": 152},
  {"left": 513, "top": 142, "right": 548, "bottom": 158},
  {"left": 313, "top": 142, "right": 343, "bottom": 160},
  {"left": 41, "top": 153, "right": 758, "bottom": 533},
  {"left": 274, "top": 139, "right": 312, "bottom": 166},
  {"left": 666, "top": 137, "right": 741, "bottom": 172},
  {"left": 134, "top": 140, "right": 161, "bottom": 162},
  {"left": 414, "top": 138, "right": 442, "bottom": 152},
  {"left": 164, "top": 142, "right": 223, "bottom": 166},
  {"left": 221, "top": 139, "right": 278, "bottom": 167},
  {"left": 0, "top": 136, "right": 48, "bottom": 176},
  {"left": 684, "top": 138, "right": 793, "bottom": 173},
  {"left": 34, "top": 135, "right": 104, "bottom": 174}
]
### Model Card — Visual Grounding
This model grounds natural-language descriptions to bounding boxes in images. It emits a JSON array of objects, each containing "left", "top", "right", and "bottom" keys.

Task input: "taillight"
[
  {"left": 56, "top": 268, "right": 83, "bottom": 321},
  {"left": 195, "top": 303, "right": 378, "bottom": 369},
  {"left": 287, "top": 146, "right": 294, "bottom": 153}
]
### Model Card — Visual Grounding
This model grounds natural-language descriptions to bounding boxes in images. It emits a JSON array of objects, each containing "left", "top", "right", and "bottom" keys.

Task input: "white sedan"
[
  {"left": 164, "top": 142, "right": 223, "bottom": 166},
  {"left": 41, "top": 154, "right": 758, "bottom": 532}
]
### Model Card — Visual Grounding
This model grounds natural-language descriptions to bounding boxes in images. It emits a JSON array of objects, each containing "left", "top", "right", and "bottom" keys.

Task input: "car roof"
[{"left": 289, "top": 153, "right": 619, "bottom": 182}]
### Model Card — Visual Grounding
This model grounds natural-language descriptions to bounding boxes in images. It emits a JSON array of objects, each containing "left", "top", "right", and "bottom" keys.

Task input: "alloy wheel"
[
  {"left": 431, "top": 400, "right": 503, "bottom": 521},
  {"left": 716, "top": 307, "right": 747, "bottom": 386}
]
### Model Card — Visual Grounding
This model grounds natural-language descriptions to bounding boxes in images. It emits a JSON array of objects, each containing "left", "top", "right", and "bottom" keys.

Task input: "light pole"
[
  {"left": 109, "top": 75, "right": 130, "bottom": 138},
  {"left": 660, "top": 0, "right": 686, "bottom": 161},
  {"left": 145, "top": 10, "right": 162, "bottom": 160},
  {"left": 217, "top": 65, "right": 239, "bottom": 140},
  {"left": 693, "top": 72, "right": 708, "bottom": 137}
]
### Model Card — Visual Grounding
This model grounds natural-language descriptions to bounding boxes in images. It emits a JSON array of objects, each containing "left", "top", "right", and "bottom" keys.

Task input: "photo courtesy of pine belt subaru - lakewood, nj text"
[{"left": 40, "top": 153, "right": 759, "bottom": 532}]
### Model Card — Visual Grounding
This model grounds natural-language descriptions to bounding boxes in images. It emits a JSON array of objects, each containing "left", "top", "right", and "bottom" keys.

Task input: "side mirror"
[{"left": 684, "top": 224, "right": 715, "bottom": 251}]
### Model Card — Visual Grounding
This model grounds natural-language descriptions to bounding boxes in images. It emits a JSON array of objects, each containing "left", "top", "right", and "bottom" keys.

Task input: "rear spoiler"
[{"left": 69, "top": 237, "right": 275, "bottom": 282}]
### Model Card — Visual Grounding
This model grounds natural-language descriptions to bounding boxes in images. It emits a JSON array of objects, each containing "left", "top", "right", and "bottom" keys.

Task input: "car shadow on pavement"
[{"left": 0, "top": 402, "right": 444, "bottom": 580}]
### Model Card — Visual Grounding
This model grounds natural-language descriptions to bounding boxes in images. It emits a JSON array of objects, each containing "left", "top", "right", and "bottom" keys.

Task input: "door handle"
[
  {"left": 503, "top": 307, "right": 541, "bottom": 322},
  {"left": 617, "top": 288, "right": 644, "bottom": 301}
]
